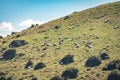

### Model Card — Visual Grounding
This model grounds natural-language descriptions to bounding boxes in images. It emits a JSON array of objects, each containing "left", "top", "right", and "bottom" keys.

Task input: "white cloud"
[
  {"left": 19, "top": 19, "right": 45, "bottom": 28},
  {"left": 0, "top": 22, "right": 13, "bottom": 31}
]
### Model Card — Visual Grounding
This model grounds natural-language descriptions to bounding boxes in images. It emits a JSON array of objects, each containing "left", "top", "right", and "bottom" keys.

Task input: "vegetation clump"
[
  {"left": 34, "top": 62, "right": 46, "bottom": 70},
  {"left": 60, "top": 54, "right": 74, "bottom": 65},
  {"left": 2, "top": 49, "right": 16, "bottom": 60},
  {"left": 31, "top": 77, "right": 38, "bottom": 80},
  {"left": 25, "top": 60, "right": 33, "bottom": 69},
  {"left": 54, "top": 25, "right": 60, "bottom": 30},
  {"left": 100, "top": 53, "right": 110, "bottom": 60},
  {"left": 107, "top": 70, "right": 120, "bottom": 80},
  {"left": 85, "top": 56, "right": 101, "bottom": 67},
  {"left": 103, "top": 60, "right": 120, "bottom": 71},
  {"left": 9, "top": 40, "right": 28, "bottom": 48},
  {"left": 0, "top": 36, "right": 3, "bottom": 39},
  {"left": 61, "top": 67, "right": 78, "bottom": 79},
  {"left": 50, "top": 76, "right": 64, "bottom": 80}
]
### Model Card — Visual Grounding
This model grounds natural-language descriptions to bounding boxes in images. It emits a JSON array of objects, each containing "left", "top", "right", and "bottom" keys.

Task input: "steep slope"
[{"left": 0, "top": 1, "right": 120, "bottom": 80}]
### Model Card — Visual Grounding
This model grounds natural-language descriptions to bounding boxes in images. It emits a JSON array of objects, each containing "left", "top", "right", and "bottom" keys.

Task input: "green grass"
[{"left": 0, "top": 1, "right": 120, "bottom": 80}]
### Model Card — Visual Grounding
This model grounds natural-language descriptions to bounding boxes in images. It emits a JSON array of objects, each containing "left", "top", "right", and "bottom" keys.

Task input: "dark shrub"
[
  {"left": 0, "top": 36, "right": 3, "bottom": 39},
  {"left": 16, "top": 34, "right": 20, "bottom": 38},
  {"left": 31, "top": 77, "right": 37, "bottom": 80},
  {"left": 103, "top": 60, "right": 120, "bottom": 71},
  {"left": 61, "top": 67, "right": 78, "bottom": 79},
  {"left": 64, "top": 16, "right": 69, "bottom": 20},
  {"left": 34, "top": 62, "right": 46, "bottom": 70},
  {"left": 107, "top": 70, "right": 120, "bottom": 80},
  {"left": 0, "top": 72, "right": 5, "bottom": 76},
  {"left": 9, "top": 40, "right": 28, "bottom": 48},
  {"left": 50, "top": 76, "right": 64, "bottom": 80},
  {"left": 85, "top": 56, "right": 101, "bottom": 67},
  {"left": 2, "top": 49, "right": 16, "bottom": 60},
  {"left": 54, "top": 25, "right": 60, "bottom": 30},
  {"left": 11, "top": 32, "right": 17, "bottom": 35},
  {"left": 0, "top": 76, "right": 6, "bottom": 80},
  {"left": 60, "top": 54, "right": 74, "bottom": 65},
  {"left": 7, "top": 77, "right": 13, "bottom": 80},
  {"left": 25, "top": 60, "right": 33, "bottom": 69},
  {"left": 2, "top": 41, "right": 7, "bottom": 43},
  {"left": 100, "top": 53, "right": 109, "bottom": 60}
]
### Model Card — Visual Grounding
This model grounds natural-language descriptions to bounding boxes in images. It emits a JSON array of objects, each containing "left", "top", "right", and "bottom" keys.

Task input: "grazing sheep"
[
  {"left": 53, "top": 43, "right": 57, "bottom": 46},
  {"left": 74, "top": 42, "right": 80, "bottom": 48},
  {"left": 87, "top": 44, "right": 92, "bottom": 48},
  {"left": 75, "top": 44, "right": 80, "bottom": 48},
  {"left": 83, "top": 40, "right": 87, "bottom": 43},
  {"left": 64, "top": 36, "right": 68, "bottom": 39},
  {"left": 96, "top": 35, "right": 100, "bottom": 39},
  {"left": 59, "top": 40, "right": 63, "bottom": 44},
  {"left": 114, "top": 26, "right": 119, "bottom": 29},
  {"left": 90, "top": 34, "right": 94, "bottom": 36},
  {"left": 75, "top": 36, "right": 80, "bottom": 39},
  {"left": 69, "top": 38, "right": 73, "bottom": 41},
  {"left": 83, "top": 33, "right": 87, "bottom": 36},
  {"left": 104, "top": 20, "right": 109, "bottom": 23},
  {"left": 55, "top": 46, "right": 60, "bottom": 50}
]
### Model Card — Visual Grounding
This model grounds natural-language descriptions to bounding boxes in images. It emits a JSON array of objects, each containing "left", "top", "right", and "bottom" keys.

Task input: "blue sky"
[{"left": 0, "top": 0, "right": 119, "bottom": 36}]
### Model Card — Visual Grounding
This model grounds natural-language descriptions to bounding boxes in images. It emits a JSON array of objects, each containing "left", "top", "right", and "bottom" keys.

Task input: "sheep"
[
  {"left": 75, "top": 36, "right": 80, "bottom": 39},
  {"left": 114, "top": 26, "right": 119, "bottom": 29},
  {"left": 74, "top": 42, "right": 80, "bottom": 48},
  {"left": 83, "top": 33, "right": 87, "bottom": 36},
  {"left": 104, "top": 20, "right": 109, "bottom": 23},
  {"left": 75, "top": 44, "right": 80, "bottom": 48},
  {"left": 55, "top": 46, "right": 60, "bottom": 50},
  {"left": 83, "top": 40, "right": 87, "bottom": 43},
  {"left": 53, "top": 43, "right": 57, "bottom": 46},
  {"left": 59, "top": 39, "right": 64, "bottom": 44},
  {"left": 96, "top": 35, "right": 100, "bottom": 39},
  {"left": 90, "top": 34, "right": 94, "bottom": 36}
]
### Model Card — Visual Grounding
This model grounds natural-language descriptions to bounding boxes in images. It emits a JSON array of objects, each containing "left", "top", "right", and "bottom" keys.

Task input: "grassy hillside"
[{"left": 0, "top": 1, "right": 120, "bottom": 80}]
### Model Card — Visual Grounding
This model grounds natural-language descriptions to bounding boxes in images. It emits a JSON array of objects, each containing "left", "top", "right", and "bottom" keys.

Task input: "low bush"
[
  {"left": 61, "top": 67, "right": 78, "bottom": 79},
  {"left": 31, "top": 77, "right": 38, "bottom": 80},
  {"left": 100, "top": 53, "right": 110, "bottom": 60},
  {"left": 85, "top": 56, "right": 101, "bottom": 67},
  {"left": 50, "top": 76, "right": 64, "bottom": 80},
  {"left": 2, "top": 49, "right": 16, "bottom": 60},
  {"left": 107, "top": 70, "right": 120, "bottom": 80},
  {"left": 9, "top": 40, "right": 28, "bottom": 48},
  {"left": 60, "top": 54, "right": 74, "bottom": 65},
  {"left": 25, "top": 60, "right": 33, "bottom": 69},
  {"left": 34, "top": 62, "right": 46, "bottom": 70},
  {"left": 103, "top": 60, "right": 120, "bottom": 71}
]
